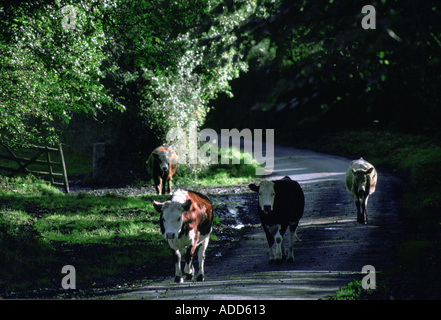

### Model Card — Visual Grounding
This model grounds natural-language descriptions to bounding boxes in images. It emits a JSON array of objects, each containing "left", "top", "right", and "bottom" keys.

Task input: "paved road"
[{"left": 111, "top": 144, "right": 403, "bottom": 300}]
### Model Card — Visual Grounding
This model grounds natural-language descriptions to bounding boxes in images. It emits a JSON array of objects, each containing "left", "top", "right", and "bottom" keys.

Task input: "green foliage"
[
  {"left": 0, "top": 1, "right": 122, "bottom": 145},
  {"left": 1, "top": 0, "right": 271, "bottom": 148}
]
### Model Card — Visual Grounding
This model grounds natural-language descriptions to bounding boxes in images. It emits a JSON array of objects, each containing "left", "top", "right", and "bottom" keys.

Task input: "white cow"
[{"left": 345, "top": 158, "right": 377, "bottom": 224}]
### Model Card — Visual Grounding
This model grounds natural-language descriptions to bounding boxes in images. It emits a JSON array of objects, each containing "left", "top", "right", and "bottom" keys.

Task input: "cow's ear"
[
  {"left": 365, "top": 167, "right": 374, "bottom": 174},
  {"left": 249, "top": 184, "right": 259, "bottom": 192},
  {"left": 182, "top": 199, "right": 192, "bottom": 211},
  {"left": 153, "top": 200, "right": 164, "bottom": 212}
]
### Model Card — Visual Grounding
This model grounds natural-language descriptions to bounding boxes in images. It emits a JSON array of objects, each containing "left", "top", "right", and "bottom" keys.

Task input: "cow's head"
[
  {"left": 352, "top": 167, "right": 374, "bottom": 196},
  {"left": 153, "top": 149, "right": 170, "bottom": 172},
  {"left": 249, "top": 180, "right": 275, "bottom": 214},
  {"left": 153, "top": 199, "right": 192, "bottom": 240}
]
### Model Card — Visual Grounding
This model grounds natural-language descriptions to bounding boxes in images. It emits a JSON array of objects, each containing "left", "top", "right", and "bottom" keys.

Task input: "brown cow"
[
  {"left": 153, "top": 190, "right": 214, "bottom": 283},
  {"left": 147, "top": 146, "right": 177, "bottom": 194}
]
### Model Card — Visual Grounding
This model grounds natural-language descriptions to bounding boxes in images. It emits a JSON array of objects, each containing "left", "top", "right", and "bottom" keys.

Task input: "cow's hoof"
[
  {"left": 196, "top": 274, "right": 204, "bottom": 282},
  {"left": 174, "top": 276, "right": 183, "bottom": 283},
  {"left": 185, "top": 274, "right": 193, "bottom": 281},
  {"left": 268, "top": 259, "right": 274, "bottom": 265},
  {"left": 287, "top": 257, "right": 294, "bottom": 263}
]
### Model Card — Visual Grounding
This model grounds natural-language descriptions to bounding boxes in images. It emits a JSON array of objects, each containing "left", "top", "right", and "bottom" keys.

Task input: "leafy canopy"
[{"left": 0, "top": 0, "right": 270, "bottom": 146}]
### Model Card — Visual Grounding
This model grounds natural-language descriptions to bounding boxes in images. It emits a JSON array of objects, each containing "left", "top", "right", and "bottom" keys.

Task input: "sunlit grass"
[{"left": 176, "top": 146, "right": 262, "bottom": 188}]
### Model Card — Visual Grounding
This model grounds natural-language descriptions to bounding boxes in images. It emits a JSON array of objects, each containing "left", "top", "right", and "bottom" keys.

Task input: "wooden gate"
[{"left": 0, "top": 142, "right": 69, "bottom": 193}]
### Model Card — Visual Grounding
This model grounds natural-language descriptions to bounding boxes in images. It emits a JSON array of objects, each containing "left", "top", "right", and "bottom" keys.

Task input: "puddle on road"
[{"left": 211, "top": 193, "right": 256, "bottom": 229}]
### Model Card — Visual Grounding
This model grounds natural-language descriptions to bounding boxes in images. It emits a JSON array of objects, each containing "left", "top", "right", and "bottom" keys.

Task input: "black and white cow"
[
  {"left": 249, "top": 176, "right": 304, "bottom": 264},
  {"left": 153, "top": 189, "right": 214, "bottom": 283}
]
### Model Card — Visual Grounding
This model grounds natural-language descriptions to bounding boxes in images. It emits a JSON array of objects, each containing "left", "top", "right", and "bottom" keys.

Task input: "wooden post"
[
  {"left": 58, "top": 144, "right": 69, "bottom": 193},
  {"left": 46, "top": 147, "right": 54, "bottom": 185}
]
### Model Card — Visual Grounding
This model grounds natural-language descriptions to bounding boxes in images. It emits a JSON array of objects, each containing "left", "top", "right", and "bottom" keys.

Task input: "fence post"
[
  {"left": 58, "top": 144, "right": 69, "bottom": 193},
  {"left": 46, "top": 148, "right": 54, "bottom": 185}
]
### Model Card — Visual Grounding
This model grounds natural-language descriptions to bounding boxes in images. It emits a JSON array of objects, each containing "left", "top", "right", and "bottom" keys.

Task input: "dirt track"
[{"left": 110, "top": 145, "right": 404, "bottom": 300}]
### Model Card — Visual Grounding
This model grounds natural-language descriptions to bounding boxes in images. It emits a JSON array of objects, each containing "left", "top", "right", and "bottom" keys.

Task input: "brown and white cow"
[
  {"left": 345, "top": 158, "right": 377, "bottom": 224},
  {"left": 249, "top": 176, "right": 304, "bottom": 264},
  {"left": 147, "top": 146, "right": 177, "bottom": 194},
  {"left": 153, "top": 190, "right": 214, "bottom": 283}
]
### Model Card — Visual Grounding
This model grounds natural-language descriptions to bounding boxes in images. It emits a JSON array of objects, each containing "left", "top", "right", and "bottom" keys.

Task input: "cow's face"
[
  {"left": 352, "top": 167, "right": 373, "bottom": 195},
  {"left": 249, "top": 180, "right": 275, "bottom": 214},
  {"left": 154, "top": 151, "right": 170, "bottom": 171},
  {"left": 153, "top": 199, "right": 191, "bottom": 240}
]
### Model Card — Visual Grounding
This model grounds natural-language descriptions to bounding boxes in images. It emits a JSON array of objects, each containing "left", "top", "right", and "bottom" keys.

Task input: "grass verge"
[{"left": 0, "top": 176, "right": 172, "bottom": 297}]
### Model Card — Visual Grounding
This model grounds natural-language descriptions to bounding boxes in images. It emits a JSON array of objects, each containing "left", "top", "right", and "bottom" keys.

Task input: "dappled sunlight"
[
  {"left": 270, "top": 171, "right": 346, "bottom": 184},
  {"left": 299, "top": 217, "right": 355, "bottom": 227}
]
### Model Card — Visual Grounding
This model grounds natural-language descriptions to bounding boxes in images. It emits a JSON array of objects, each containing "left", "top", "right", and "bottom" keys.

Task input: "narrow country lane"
[{"left": 110, "top": 142, "right": 403, "bottom": 300}]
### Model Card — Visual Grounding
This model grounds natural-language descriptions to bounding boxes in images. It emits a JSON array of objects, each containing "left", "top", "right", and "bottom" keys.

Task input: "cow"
[
  {"left": 147, "top": 146, "right": 178, "bottom": 194},
  {"left": 345, "top": 158, "right": 378, "bottom": 224},
  {"left": 249, "top": 176, "right": 304, "bottom": 264},
  {"left": 153, "top": 189, "right": 214, "bottom": 283}
]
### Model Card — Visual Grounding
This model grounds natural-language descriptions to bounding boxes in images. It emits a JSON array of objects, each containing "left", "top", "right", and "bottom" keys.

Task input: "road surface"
[{"left": 110, "top": 143, "right": 403, "bottom": 300}]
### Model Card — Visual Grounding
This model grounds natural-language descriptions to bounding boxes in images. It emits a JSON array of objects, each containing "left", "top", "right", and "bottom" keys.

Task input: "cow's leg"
[
  {"left": 287, "top": 222, "right": 300, "bottom": 262},
  {"left": 273, "top": 225, "right": 284, "bottom": 264},
  {"left": 354, "top": 196, "right": 363, "bottom": 223},
  {"left": 161, "top": 175, "right": 167, "bottom": 195},
  {"left": 263, "top": 225, "right": 276, "bottom": 264},
  {"left": 173, "top": 249, "right": 183, "bottom": 283},
  {"left": 360, "top": 195, "right": 369, "bottom": 224},
  {"left": 153, "top": 176, "right": 162, "bottom": 194},
  {"left": 196, "top": 235, "right": 210, "bottom": 282},
  {"left": 183, "top": 246, "right": 195, "bottom": 280},
  {"left": 184, "top": 231, "right": 198, "bottom": 280},
  {"left": 165, "top": 175, "right": 172, "bottom": 194}
]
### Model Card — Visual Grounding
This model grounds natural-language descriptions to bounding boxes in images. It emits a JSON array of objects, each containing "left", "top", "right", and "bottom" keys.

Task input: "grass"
[
  {"left": 0, "top": 176, "right": 171, "bottom": 296},
  {"left": 174, "top": 146, "right": 262, "bottom": 188}
]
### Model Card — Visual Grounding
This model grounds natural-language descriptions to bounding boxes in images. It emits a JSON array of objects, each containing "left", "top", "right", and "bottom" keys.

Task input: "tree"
[
  {"left": 214, "top": 0, "right": 441, "bottom": 134},
  {"left": 0, "top": 0, "right": 123, "bottom": 146},
  {"left": 1, "top": 0, "right": 270, "bottom": 151}
]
